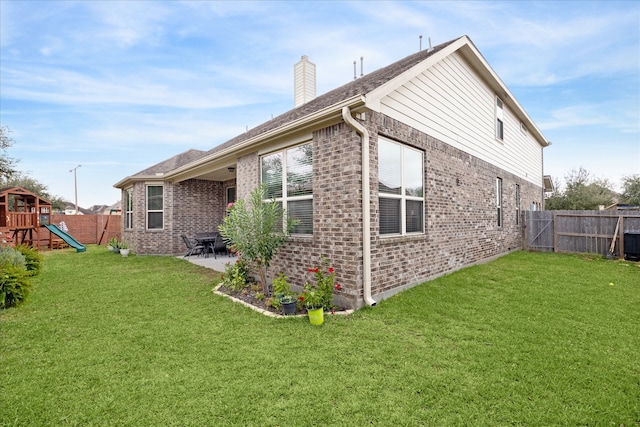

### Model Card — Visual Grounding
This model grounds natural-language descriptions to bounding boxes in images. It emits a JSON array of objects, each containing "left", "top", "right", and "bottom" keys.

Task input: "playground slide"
[{"left": 44, "top": 224, "right": 86, "bottom": 253}]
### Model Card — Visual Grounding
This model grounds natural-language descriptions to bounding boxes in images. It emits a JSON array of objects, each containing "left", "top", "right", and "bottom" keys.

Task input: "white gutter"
[{"left": 342, "top": 106, "right": 376, "bottom": 307}]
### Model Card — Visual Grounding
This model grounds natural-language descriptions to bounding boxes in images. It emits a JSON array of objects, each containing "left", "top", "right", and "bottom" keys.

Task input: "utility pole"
[{"left": 69, "top": 165, "right": 81, "bottom": 215}]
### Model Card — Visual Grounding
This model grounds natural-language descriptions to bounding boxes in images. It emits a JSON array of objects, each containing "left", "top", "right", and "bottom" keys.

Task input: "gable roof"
[
  {"left": 204, "top": 37, "right": 460, "bottom": 158},
  {"left": 115, "top": 35, "right": 548, "bottom": 188}
]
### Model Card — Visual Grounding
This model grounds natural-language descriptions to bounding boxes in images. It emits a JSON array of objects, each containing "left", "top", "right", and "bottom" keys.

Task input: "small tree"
[
  {"left": 218, "top": 184, "right": 297, "bottom": 295},
  {"left": 621, "top": 175, "right": 640, "bottom": 206},
  {"left": 0, "top": 125, "right": 18, "bottom": 181}
]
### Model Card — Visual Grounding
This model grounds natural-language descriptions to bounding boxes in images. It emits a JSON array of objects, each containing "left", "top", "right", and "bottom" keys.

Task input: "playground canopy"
[{"left": 0, "top": 186, "right": 52, "bottom": 247}]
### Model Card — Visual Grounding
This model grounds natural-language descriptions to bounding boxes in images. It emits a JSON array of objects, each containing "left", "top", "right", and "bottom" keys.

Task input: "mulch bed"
[{"left": 216, "top": 285, "right": 350, "bottom": 316}]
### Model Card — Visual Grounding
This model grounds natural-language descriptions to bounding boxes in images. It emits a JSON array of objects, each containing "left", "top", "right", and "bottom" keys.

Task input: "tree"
[
  {"left": 0, "top": 126, "right": 19, "bottom": 180},
  {"left": 545, "top": 167, "right": 616, "bottom": 210},
  {"left": 218, "top": 184, "right": 297, "bottom": 295},
  {"left": 621, "top": 175, "right": 640, "bottom": 206},
  {"left": 1, "top": 172, "right": 68, "bottom": 212}
]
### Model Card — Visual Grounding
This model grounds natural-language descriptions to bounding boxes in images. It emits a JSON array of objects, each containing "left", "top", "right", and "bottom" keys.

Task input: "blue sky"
[{"left": 1, "top": 0, "right": 638, "bottom": 207}]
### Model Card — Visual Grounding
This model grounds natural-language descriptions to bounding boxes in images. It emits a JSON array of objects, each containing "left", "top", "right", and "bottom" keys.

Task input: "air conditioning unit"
[{"left": 623, "top": 232, "right": 640, "bottom": 261}]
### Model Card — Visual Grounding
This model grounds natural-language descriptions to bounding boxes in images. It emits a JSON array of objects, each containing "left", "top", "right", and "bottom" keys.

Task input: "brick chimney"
[{"left": 294, "top": 55, "right": 316, "bottom": 107}]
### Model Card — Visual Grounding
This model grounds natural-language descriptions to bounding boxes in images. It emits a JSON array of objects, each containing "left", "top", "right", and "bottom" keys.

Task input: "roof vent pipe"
[
  {"left": 427, "top": 37, "right": 434, "bottom": 53},
  {"left": 360, "top": 56, "right": 364, "bottom": 77}
]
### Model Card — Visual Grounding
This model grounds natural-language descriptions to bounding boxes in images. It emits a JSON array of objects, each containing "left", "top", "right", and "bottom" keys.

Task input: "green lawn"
[{"left": 1, "top": 247, "right": 638, "bottom": 426}]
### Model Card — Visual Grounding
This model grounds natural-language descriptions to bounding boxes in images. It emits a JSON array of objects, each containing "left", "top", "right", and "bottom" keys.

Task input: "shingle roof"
[
  {"left": 130, "top": 37, "right": 459, "bottom": 178},
  {"left": 133, "top": 148, "right": 208, "bottom": 176},
  {"left": 206, "top": 37, "right": 459, "bottom": 157}
]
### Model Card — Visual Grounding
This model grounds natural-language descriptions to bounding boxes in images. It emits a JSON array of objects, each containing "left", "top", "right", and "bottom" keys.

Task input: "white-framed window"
[
  {"left": 378, "top": 137, "right": 424, "bottom": 235},
  {"left": 515, "top": 184, "right": 520, "bottom": 225},
  {"left": 496, "top": 97, "right": 504, "bottom": 141},
  {"left": 496, "top": 177, "right": 503, "bottom": 227},
  {"left": 125, "top": 187, "right": 133, "bottom": 229},
  {"left": 146, "top": 185, "right": 163, "bottom": 230},
  {"left": 261, "top": 142, "right": 312, "bottom": 235}
]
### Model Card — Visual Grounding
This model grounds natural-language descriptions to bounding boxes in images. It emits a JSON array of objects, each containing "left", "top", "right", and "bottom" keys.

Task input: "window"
[
  {"left": 125, "top": 188, "right": 133, "bottom": 229},
  {"left": 496, "top": 97, "right": 504, "bottom": 141},
  {"left": 146, "top": 185, "right": 163, "bottom": 229},
  {"left": 261, "top": 143, "right": 312, "bottom": 235},
  {"left": 515, "top": 184, "right": 520, "bottom": 225},
  {"left": 226, "top": 187, "right": 236, "bottom": 206},
  {"left": 496, "top": 178, "right": 503, "bottom": 227},
  {"left": 378, "top": 138, "right": 424, "bottom": 235}
]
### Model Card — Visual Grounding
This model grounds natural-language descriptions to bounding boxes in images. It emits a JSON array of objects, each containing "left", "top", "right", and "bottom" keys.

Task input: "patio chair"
[
  {"left": 182, "top": 234, "right": 205, "bottom": 257},
  {"left": 212, "top": 233, "right": 230, "bottom": 259}
]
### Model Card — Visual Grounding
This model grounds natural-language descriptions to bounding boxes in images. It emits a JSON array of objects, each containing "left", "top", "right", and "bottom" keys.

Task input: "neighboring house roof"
[{"left": 114, "top": 35, "right": 549, "bottom": 188}]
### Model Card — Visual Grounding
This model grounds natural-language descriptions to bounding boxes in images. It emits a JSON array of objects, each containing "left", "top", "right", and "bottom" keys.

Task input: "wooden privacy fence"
[{"left": 524, "top": 210, "right": 640, "bottom": 258}]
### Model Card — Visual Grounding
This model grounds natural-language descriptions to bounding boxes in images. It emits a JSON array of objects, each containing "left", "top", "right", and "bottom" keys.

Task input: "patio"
[{"left": 180, "top": 252, "right": 233, "bottom": 272}]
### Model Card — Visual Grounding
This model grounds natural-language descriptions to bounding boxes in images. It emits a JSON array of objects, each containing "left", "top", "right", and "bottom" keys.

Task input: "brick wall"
[
  {"left": 121, "top": 179, "right": 231, "bottom": 255},
  {"left": 269, "top": 111, "right": 543, "bottom": 308},
  {"left": 115, "top": 110, "right": 543, "bottom": 309},
  {"left": 48, "top": 214, "right": 121, "bottom": 245},
  {"left": 368, "top": 112, "right": 541, "bottom": 300}
]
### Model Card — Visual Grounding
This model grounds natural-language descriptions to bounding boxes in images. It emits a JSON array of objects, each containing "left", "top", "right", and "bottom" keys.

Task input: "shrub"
[
  {"left": 0, "top": 246, "right": 27, "bottom": 270},
  {"left": 218, "top": 184, "right": 297, "bottom": 295},
  {"left": 15, "top": 244, "right": 43, "bottom": 275},
  {"left": 0, "top": 264, "right": 31, "bottom": 309},
  {"left": 220, "top": 258, "right": 249, "bottom": 292}
]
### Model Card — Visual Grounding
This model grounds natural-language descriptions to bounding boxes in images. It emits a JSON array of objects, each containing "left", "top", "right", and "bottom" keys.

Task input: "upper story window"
[
  {"left": 261, "top": 142, "right": 313, "bottom": 235},
  {"left": 378, "top": 137, "right": 424, "bottom": 235},
  {"left": 125, "top": 188, "right": 133, "bottom": 229},
  {"left": 146, "top": 185, "right": 163, "bottom": 230},
  {"left": 496, "top": 97, "right": 504, "bottom": 141}
]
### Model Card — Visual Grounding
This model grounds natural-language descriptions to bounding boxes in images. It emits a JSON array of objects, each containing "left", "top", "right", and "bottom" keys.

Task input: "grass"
[{"left": 1, "top": 247, "right": 639, "bottom": 426}]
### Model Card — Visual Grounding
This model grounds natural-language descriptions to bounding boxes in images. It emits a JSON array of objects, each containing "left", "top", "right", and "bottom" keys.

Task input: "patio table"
[{"left": 195, "top": 232, "right": 218, "bottom": 258}]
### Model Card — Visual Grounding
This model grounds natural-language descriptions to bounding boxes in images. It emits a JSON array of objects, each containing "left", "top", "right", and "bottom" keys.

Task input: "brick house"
[{"left": 114, "top": 36, "right": 550, "bottom": 309}]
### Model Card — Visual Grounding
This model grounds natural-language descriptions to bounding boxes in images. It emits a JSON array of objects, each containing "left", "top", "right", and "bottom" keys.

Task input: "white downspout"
[{"left": 342, "top": 106, "right": 376, "bottom": 307}]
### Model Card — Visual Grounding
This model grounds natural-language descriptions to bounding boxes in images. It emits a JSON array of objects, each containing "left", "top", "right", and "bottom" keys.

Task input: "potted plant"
[
  {"left": 107, "top": 237, "right": 120, "bottom": 253},
  {"left": 272, "top": 273, "right": 298, "bottom": 315},
  {"left": 280, "top": 294, "right": 297, "bottom": 315},
  {"left": 299, "top": 256, "right": 342, "bottom": 325},
  {"left": 119, "top": 241, "right": 130, "bottom": 257}
]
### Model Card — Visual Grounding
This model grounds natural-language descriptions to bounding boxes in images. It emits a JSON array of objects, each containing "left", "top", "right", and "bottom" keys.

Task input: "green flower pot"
[{"left": 307, "top": 307, "right": 324, "bottom": 325}]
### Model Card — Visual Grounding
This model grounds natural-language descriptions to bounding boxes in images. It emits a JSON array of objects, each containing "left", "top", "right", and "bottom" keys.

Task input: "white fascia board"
[
  {"left": 165, "top": 95, "right": 366, "bottom": 183},
  {"left": 113, "top": 175, "right": 164, "bottom": 189}
]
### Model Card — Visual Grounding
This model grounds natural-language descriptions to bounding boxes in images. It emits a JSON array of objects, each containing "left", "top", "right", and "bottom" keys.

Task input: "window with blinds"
[
  {"left": 378, "top": 138, "right": 424, "bottom": 235},
  {"left": 146, "top": 185, "right": 163, "bottom": 229},
  {"left": 125, "top": 188, "right": 133, "bottom": 229},
  {"left": 261, "top": 142, "right": 313, "bottom": 235}
]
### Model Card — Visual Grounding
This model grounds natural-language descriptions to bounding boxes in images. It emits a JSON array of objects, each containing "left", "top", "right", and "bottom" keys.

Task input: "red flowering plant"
[{"left": 299, "top": 256, "right": 341, "bottom": 310}]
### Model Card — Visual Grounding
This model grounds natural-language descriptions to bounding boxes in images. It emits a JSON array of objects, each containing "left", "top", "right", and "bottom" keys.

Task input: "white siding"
[{"left": 379, "top": 51, "right": 543, "bottom": 186}]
